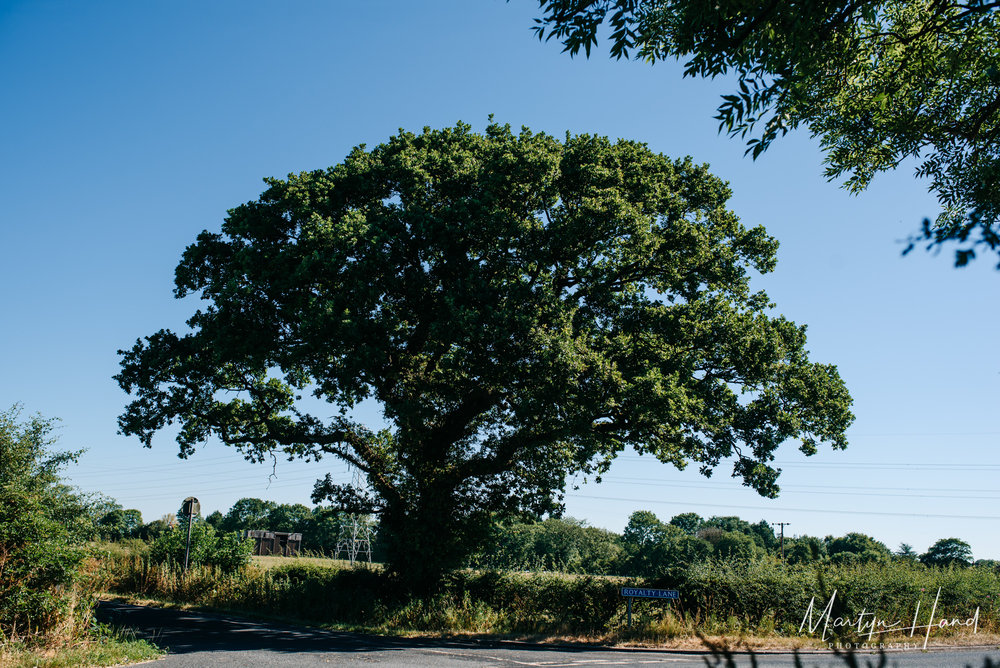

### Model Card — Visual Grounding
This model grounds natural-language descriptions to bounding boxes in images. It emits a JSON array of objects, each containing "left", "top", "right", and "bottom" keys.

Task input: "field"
[{"left": 251, "top": 555, "right": 368, "bottom": 570}]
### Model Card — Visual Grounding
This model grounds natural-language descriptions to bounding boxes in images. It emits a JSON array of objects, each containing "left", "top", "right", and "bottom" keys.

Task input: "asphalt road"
[{"left": 96, "top": 600, "right": 1000, "bottom": 668}]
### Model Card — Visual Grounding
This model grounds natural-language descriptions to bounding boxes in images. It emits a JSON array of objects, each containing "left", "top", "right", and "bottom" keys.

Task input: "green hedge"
[{"left": 102, "top": 555, "right": 1000, "bottom": 639}]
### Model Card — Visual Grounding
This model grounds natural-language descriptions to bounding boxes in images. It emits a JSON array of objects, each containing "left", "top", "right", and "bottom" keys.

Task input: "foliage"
[
  {"left": 785, "top": 536, "right": 826, "bottom": 566},
  {"left": 0, "top": 407, "right": 95, "bottom": 641},
  {"left": 667, "top": 512, "right": 702, "bottom": 535},
  {"left": 921, "top": 537, "right": 973, "bottom": 567},
  {"left": 825, "top": 532, "right": 892, "bottom": 564},
  {"left": 623, "top": 510, "right": 673, "bottom": 546},
  {"left": 116, "top": 121, "right": 853, "bottom": 589},
  {"left": 532, "top": 0, "right": 1000, "bottom": 266},
  {"left": 473, "top": 517, "right": 621, "bottom": 573},
  {"left": 96, "top": 507, "right": 143, "bottom": 541},
  {"left": 303, "top": 506, "right": 352, "bottom": 555},
  {"left": 137, "top": 517, "right": 173, "bottom": 541},
  {"left": 147, "top": 520, "right": 252, "bottom": 573},
  {"left": 266, "top": 502, "right": 313, "bottom": 533},
  {"left": 0, "top": 623, "right": 163, "bottom": 668},
  {"left": 104, "top": 554, "right": 630, "bottom": 635},
  {"left": 896, "top": 542, "right": 919, "bottom": 562},
  {"left": 712, "top": 531, "right": 760, "bottom": 561},
  {"left": 621, "top": 511, "right": 710, "bottom": 577},
  {"left": 703, "top": 515, "right": 776, "bottom": 550},
  {"left": 216, "top": 497, "right": 277, "bottom": 533},
  {"left": 102, "top": 551, "right": 1000, "bottom": 641},
  {"left": 210, "top": 497, "right": 358, "bottom": 555}
]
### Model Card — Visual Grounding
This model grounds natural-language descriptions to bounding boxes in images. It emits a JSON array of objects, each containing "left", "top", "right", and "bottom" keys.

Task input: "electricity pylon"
[{"left": 334, "top": 468, "right": 374, "bottom": 564}]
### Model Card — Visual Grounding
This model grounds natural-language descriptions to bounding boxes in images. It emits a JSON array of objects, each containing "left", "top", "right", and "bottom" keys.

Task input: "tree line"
[
  {"left": 97, "top": 496, "right": 376, "bottom": 557},
  {"left": 470, "top": 510, "right": 979, "bottom": 576},
  {"left": 97, "top": 493, "right": 982, "bottom": 576}
]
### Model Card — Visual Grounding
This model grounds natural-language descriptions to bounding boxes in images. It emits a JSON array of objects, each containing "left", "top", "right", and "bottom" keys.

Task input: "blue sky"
[{"left": 2, "top": 1, "right": 998, "bottom": 557}]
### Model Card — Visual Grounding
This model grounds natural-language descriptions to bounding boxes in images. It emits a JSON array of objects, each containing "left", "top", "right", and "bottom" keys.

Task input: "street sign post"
[
  {"left": 182, "top": 497, "right": 200, "bottom": 572},
  {"left": 621, "top": 588, "right": 680, "bottom": 627}
]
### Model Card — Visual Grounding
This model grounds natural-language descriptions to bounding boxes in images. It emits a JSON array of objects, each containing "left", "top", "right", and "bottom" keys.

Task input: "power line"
[
  {"left": 597, "top": 477, "right": 1000, "bottom": 501},
  {"left": 68, "top": 469, "right": 348, "bottom": 495},
  {"left": 602, "top": 475, "right": 1000, "bottom": 495},
  {"left": 565, "top": 493, "right": 1000, "bottom": 521}
]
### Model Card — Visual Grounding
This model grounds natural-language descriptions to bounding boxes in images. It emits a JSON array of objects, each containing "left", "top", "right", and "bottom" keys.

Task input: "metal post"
[
  {"left": 627, "top": 596, "right": 632, "bottom": 627},
  {"left": 181, "top": 497, "right": 199, "bottom": 573},
  {"left": 184, "top": 509, "right": 194, "bottom": 572}
]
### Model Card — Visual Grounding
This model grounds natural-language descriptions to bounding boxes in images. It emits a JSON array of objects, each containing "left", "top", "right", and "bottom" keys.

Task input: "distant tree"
[
  {"left": 714, "top": 530, "right": 760, "bottom": 561},
  {"left": 623, "top": 511, "right": 671, "bottom": 546},
  {"left": 896, "top": 542, "right": 918, "bottom": 562},
  {"left": 532, "top": 0, "right": 1000, "bottom": 267},
  {"left": 219, "top": 498, "right": 277, "bottom": 533},
  {"left": 476, "top": 517, "right": 621, "bottom": 574},
  {"left": 659, "top": 534, "right": 712, "bottom": 573},
  {"left": 621, "top": 511, "right": 683, "bottom": 575},
  {"left": 205, "top": 510, "right": 224, "bottom": 529},
  {"left": 748, "top": 520, "right": 778, "bottom": 552},
  {"left": 785, "top": 536, "right": 825, "bottom": 565},
  {"left": 140, "top": 516, "right": 173, "bottom": 540},
  {"left": 305, "top": 506, "right": 348, "bottom": 554},
  {"left": 703, "top": 516, "right": 749, "bottom": 533},
  {"left": 532, "top": 518, "right": 621, "bottom": 573},
  {"left": 621, "top": 527, "right": 711, "bottom": 578},
  {"left": 703, "top": 515, "right": 775, "bottom": 550},
  {"left": 826, "top": 532, "right": 892, "bottom": 564},
  {"left": 267, "top": 503, "right": 312, "bottom": 533},
  {"left": 98, "top": 507, "right": 143, "bottom": 540},
  {"left": 668, "top": 512, "right": 703, "bottom": 536},
  {"left": 696, "top": 526, "right": 724, "bottom": 546},
  {"left": 116, "top": 122, "right": 854, "bottom": 590},
  {"left": 921, "top": 538, "right": 973, "bottom": 567}
]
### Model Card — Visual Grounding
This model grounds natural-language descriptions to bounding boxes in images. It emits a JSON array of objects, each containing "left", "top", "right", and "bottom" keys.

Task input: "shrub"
[
  {"left": 148, "top": 521, "right": 252, "bottom": 572},
  {"left": 0, "top": 407, "right": 95, "bottom": 641}
]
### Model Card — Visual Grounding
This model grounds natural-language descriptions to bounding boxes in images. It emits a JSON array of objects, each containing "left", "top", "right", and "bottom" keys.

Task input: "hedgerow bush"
[
  {"left": 0, "top": 407, "right": 96, "bottom": 642},
  {"left": 147, "top": 521, "right": 252, "bottom": 572}
]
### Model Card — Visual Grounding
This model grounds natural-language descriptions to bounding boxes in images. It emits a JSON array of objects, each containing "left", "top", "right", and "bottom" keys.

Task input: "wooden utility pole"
[{"left": 772, "top": 522, "right": 790, "bottom": 562}]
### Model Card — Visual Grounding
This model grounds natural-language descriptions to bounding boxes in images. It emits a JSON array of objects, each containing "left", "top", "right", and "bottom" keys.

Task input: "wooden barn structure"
[{"left": 243, "top": 530, "right": 302, "bottom": 557}]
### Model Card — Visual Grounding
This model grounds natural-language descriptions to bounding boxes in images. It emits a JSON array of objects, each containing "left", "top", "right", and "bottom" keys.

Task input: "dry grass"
[
  {"left": 0, "top": 631, "right": 162, "bottom": 668},
  {"left": 251, "top": 554, "right": 383, "bottom": 570}
]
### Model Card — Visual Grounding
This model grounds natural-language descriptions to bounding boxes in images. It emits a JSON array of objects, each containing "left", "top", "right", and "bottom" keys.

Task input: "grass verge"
[{"left": 0, "top": 626, "right": 162, "bottom": 668}]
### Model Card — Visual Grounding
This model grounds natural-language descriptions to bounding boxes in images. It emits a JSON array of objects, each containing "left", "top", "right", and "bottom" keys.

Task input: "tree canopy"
[
  {"left": 116, "top": 121, "right": 852, "bottom": 589},
  {"left": 921, "top": 537, "right": 973, "bottom": 567},
  {"left": 825, "top": 531, "right": 892, "bottom": 564},
  {"left": 531, "top": 0, "right": 1000, "bottom": 266}
]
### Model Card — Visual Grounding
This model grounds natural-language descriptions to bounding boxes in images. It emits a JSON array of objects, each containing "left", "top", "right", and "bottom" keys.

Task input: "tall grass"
[{"left": 100, "top": 554, "right": 1000, "bottom": 641}]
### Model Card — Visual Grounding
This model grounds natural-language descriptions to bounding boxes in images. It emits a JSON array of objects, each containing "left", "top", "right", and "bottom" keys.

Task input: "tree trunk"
[{"left": 379, "top": 488, "right": 473, "bottom": 594}]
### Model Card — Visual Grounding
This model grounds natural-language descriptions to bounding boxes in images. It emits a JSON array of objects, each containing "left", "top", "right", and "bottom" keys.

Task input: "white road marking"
[{"left": 416, "top": 647, "right": 695, "bottom": 665}]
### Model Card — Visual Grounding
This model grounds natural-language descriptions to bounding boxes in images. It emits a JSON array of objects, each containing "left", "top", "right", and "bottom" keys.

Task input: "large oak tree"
[{"left": 116, "top": 122, "right": 852, "bottom": 589}]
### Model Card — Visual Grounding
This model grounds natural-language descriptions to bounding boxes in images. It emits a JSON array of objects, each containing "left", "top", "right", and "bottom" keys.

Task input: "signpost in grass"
[
  {"left": 621, "top": 588, "right": 680, "bottom": 627},
  {"left": 181, "top": 496, "right": 200, "bottom": 572}
]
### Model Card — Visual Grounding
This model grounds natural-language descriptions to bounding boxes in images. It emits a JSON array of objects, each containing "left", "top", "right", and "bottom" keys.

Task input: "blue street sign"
[{"left": 621, "top": 587, "right": 680, "bottom": 599}]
